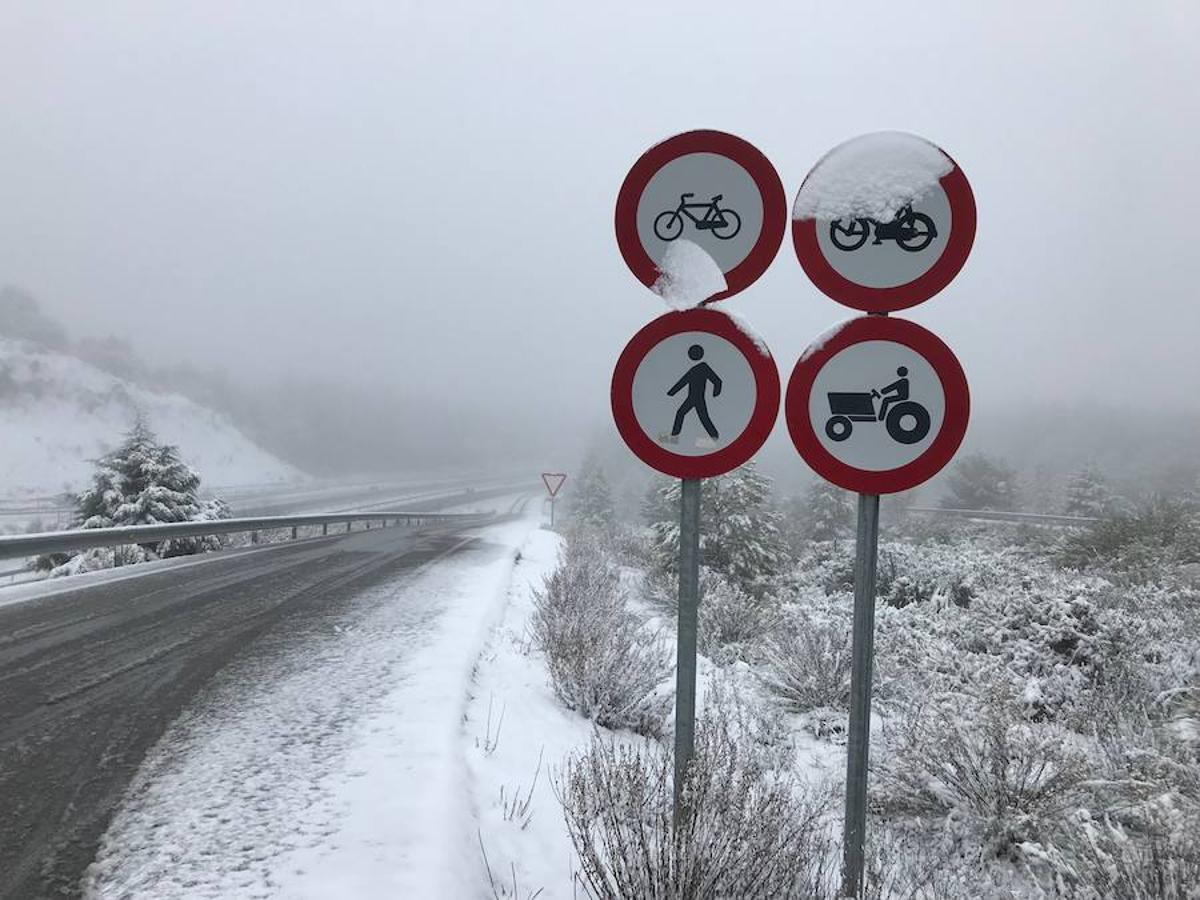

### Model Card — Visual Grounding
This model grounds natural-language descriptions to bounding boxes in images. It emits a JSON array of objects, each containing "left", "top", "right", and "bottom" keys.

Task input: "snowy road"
[{"left": 0, "top": 493, "right": 532, "bottom": 899}]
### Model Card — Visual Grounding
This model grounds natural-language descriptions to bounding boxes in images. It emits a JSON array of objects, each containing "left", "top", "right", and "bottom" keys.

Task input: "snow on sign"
[
  {"left": 541, "top": 473, "right": 566, "bottom": 497},
  {"left": 792, "top": 132, "right": 976, "bottom": 312},
  {"left": 785, "top": 316, "right": 969, "bottom": 494},
  {"left": 615, "top": 130, "right": 787, "bottom": 303},
  {"left": 611, "top": 308, "right": 779, "bottom": 479}
]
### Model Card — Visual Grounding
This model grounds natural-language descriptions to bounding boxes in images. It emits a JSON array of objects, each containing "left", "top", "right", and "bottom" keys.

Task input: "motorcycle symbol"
[
  {"left": 829, "top": 204, "right": 937, "bottom": 253},
  {"left": 654, "top": 193, "right": 742, "bottom": 242},
  {"left": 825, "top": 367, "right": 930, "bottom": 445}
]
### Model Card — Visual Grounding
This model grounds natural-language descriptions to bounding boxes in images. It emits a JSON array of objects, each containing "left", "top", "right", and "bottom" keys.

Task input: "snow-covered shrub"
[
  {"left": 645, "top": 462, "right": 790, "bottom": 596},
  {"left": 790, "top": 479, "right": 853, "bottom": 543},
  {"left": 645, "top": 567, "right": 783, "bottom": 664},
  {"left": 1059, "top": 495, "right": 1200, "bottom": 576},
  {"left": 876, "top": 689, "right": 1088, "bottom": 855},
  {"left": 561, "top": 690, "right": 834, "bottom": 899},
  {"left": 1028, "top": 809, "right": 1200, "bottom": 899},
  {"left": 531, "top": 533, "right": 670, "bottom": 737},
  {"left": 758, "top": 606, "right": 852, "bottom": 713}
]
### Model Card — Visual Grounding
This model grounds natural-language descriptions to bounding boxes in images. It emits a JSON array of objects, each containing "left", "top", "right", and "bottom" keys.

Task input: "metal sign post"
[
  {"left": 842, "top": 491, "right": 880, "bottom": 898},
  {"left": 673, "top": 476, "right": 701, "bottom": 826}
]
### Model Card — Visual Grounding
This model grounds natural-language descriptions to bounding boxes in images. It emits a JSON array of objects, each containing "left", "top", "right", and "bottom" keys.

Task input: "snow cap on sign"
[
  {"left": 705, "top": 301, "right": 770, "bottom": 357},
  {"left": 652, "top": 239, "right": 728, "bottom": 309},
  {"left": 799, "top": 318, "right": 857, "bottom": 362},
  {"left": 793, "top": 132, "right": 954, "bottom": 224}
]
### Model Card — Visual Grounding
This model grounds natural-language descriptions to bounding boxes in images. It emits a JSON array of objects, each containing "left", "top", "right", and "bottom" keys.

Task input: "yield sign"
[{"left": 541, "top": 473, "right": 567, "bottom": 498}]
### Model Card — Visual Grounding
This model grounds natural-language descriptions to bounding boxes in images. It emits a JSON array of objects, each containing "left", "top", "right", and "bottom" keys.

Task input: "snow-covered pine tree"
[
  {"left": 802, "top": 478, "right": 853, "bottom": 541},
  {"left": 569, "top": 456, "right": 615, "bottom": 529},
  {"left": 72, "top": 418, "right": 229, "bottom": 559},
  {"left": 1062, "top": 462, "right": 1114, "bottom": 518},
  {"left": 940, "top": 452, "right": 1021, "bottom": 511},
  {"left": 646, "top": 460, "right": 789, "bottom": 595}
]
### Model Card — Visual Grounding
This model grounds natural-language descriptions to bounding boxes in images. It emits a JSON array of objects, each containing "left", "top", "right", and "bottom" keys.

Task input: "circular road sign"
[
  {"left": 616, "top": 130, "right": 787, "bottom": 303},
  {"left": 612, "top": 308, "right": 780, "bottom": 479},
  {"left": 792, "top": 132, "right": 976, "bottom": 312},
  {"left": 786, "top": 316, "right": 969, "bottom": 494}
]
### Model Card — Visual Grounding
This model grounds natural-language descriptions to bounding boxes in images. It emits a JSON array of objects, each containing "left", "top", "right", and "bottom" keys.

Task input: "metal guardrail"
[
  {"left": 905, "top": 507, "right": 1099, "bottom": 526},
  {"left": 0, "top": 510, "right": 498, "bottom": 562}
]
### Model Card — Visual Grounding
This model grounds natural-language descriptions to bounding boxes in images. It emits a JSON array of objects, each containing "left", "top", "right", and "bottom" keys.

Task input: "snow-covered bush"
[
  {"left": 1059, "top": 494, "right": 1200, "bottom": 576},
  {"left": 645, "top": 461, "right": 790, "bottom": 596},
  {"left": 791, "top": 479, "right": 854, "bottom": 543},
  {"left": 876, "top": 688, "right": 1089, "bottom": 855},
  {"left": 561, "top": 687, "right": 833, "bottom": 899},
  {"left": 758, "top": 606, "right": 853, "bottom": 714},
  {"left": 1028, "top": 809, "right": 1200, "bottom": 899},
  {"left": 531, "top": 532, "right": 670, "bottom": 737},
  {"left": 645, "top": 567, "right": 783, "bottom": 664}
]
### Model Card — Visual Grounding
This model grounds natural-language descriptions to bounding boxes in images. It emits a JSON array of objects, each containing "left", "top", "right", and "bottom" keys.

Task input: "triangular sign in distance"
[{"left": 541, "top": 473, "right": 567, "bottom": 497}]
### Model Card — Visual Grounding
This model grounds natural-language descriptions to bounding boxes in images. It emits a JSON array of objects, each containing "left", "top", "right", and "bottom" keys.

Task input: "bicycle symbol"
[
  {"left": 653, "top": 193, "right": 742, "bottom": 242},
  {"left": 829, "top": 204, "right": 938, "bottom": 253}
]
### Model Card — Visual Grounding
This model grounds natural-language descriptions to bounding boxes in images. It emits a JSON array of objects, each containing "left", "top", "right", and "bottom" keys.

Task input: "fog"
[{"left": 2, "top": 2, "right": 1198, "bottom": 481}]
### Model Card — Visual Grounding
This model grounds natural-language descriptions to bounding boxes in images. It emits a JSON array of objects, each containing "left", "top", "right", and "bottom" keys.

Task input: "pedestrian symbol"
[
  {"left": 612, "top": 308, "right": 780, "bottom": 479},
  {"left": 668, "top": 345, "right": 722, "bottom": 441}
]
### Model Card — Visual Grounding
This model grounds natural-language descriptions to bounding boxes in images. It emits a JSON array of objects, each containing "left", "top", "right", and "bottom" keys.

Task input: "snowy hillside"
[{"left": 0, "top": 338, "right": 304, "bottom": 497}]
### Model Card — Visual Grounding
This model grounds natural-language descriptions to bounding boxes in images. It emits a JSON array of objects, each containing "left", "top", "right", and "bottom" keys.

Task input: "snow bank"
[
  {"left": 652, "top": 239, "right": 727, "bottom": 308},
  {"left": 793, "top": 132, "right": 953, "bottom": 223},
  {"left": 0, "top": 338, "right": 302, "bottom": 497}
]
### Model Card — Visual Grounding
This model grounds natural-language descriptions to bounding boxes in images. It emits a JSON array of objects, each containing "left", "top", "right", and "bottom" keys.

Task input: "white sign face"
[
  {"left": 815, "top": 187, "right": 952, "bottom": 289},
  {"left": 635, "top": 152, "right": 765, "bottom": 276},
  {"left": 631, "top": 330, "right": 756, "bottom": 457},
  {"left": 806, "top": 340, "right": 946, "bottom": 471}
]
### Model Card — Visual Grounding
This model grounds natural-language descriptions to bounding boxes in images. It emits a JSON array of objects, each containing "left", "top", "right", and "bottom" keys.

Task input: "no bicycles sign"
[
  {"left": 615, "top": 130, "right": 787, "bottom": 302},
  {"left": 792, "top": 132, "right": 976, "bottom": 312},
  {"left": 611, "top": 308, "right": 779, "bottom": 479},
  {"left": 785, "top": 316, "right": 969, "bottom": 494}
]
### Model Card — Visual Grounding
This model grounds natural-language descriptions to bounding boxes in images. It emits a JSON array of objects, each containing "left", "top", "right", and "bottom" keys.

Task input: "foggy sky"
[{"left": 2, "top": 2, "right": 1198, "bottom": 471}]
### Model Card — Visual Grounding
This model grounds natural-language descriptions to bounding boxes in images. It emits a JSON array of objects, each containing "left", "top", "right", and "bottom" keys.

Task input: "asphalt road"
[{"left": 0, "top": 490, "right": 526, "bottom": 899}]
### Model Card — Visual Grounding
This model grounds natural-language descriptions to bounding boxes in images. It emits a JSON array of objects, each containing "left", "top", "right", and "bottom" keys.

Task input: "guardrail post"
[
  {"left": 322, "top": 523, "right": 328, "bottom": 536},
  {"left": 291, "top": 526, "right": 298, "bottom": 540},
  {"left": 252, "top": 531, "right": 259, "bottom": 544},
  {"left": 347, "top": 522, "right": 352, "bottom": 533}
]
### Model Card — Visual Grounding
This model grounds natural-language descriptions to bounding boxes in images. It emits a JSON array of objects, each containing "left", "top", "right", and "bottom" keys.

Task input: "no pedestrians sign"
[{"left": 611, "top": 308, "right": 779, "bottom": 479}]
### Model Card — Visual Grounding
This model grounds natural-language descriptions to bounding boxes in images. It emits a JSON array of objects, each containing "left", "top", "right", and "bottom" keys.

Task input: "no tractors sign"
[{"left": 785, "top": 316, "right": 969, "bottom": 494}]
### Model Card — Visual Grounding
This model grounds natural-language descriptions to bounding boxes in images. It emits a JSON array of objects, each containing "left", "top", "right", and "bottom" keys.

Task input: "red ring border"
[
  {"left": 615, "top": 130, "right": 787, "bottom": 303},
  {"left": 612, "top": 308, "right": 780, "bottom": 479},
  {"left": 792, "top": 159, "right": 976, "bottom": 313},
  {"left": 785, "top": 316, "right": 970, "bottom": 494}
]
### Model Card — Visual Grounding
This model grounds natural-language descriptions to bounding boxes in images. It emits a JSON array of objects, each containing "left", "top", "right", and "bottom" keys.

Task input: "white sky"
[{"left": 2, "top": 1, "right": 1198, "bottom": 464}]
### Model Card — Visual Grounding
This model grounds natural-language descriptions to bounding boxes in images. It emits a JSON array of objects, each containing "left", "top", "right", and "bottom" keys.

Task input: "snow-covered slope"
[{"left": 0, "top": 338, "right": 304, "bottom": 497}]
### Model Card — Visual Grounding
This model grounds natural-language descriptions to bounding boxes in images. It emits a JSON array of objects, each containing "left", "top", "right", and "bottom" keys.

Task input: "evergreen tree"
[
  {"left": 73, "top": 419, "right": 229, "bottom": 558},
  {"left": 645, "top": 461, "right": 789, "bottom": 595},
  {"left": 940, "top": 452, "right": 1020, "bottom": 511},
  {"left": 569, "top": 456, "right": 615, "bottom": 529},
  {"left": 1063, "top": 463, "right": 1114, "bottom": 518},
  {"left": 802, "top": 479, "right": 853, "bottom": 541}
]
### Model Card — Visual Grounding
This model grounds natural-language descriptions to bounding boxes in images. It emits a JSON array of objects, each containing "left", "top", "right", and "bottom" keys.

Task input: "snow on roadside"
[
  {"left": 463, "top": 528, "right": 591, "bottom": 899},
  {"left": 84, "top": 518, "right": 539, "bottom": 899}
]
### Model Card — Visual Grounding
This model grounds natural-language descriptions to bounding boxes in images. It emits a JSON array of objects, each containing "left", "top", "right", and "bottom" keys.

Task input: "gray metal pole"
[
  {"left": 673, "top": 477, "right": 701, "bottom": 828},
  {"left": 843, "top": 492, "right": 881, "bottom": 898},
  {"left": 550, "top": 497, "right": 555, "bottom": 528}
]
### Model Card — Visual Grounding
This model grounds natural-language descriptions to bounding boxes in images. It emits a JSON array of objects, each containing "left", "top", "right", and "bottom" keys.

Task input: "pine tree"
[
  {"left": 73, "top": 419, "right": 228, "bottom": 558},
  {"left": 1063, "top": 463, "right": 1114, "bottom": 518},
  {"left": 646, "top": 461, "right": 789, "bottom": 595},
  {"left": 570, "top": 456, "right": 615, "bottom": 529},
  {"left": 940, "top": 452, "right": 1021, "bottom": 511},
  {"left": 802, "top": 479, "right": 853, "bottom": 541}
]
